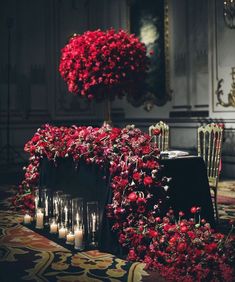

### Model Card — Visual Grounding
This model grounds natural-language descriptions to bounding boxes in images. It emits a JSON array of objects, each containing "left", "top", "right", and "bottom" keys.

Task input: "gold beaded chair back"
[
  {"left": 197, "top": 123, "right": 223, "bottom": 222},
  {"left": 149, "top": 121, "right": 169, "bottom": 151}
]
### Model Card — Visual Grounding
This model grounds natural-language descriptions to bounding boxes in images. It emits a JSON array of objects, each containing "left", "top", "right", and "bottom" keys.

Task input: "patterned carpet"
[
  {"left": 217, "top": 180, "right": 235, "bottom": 221},
  {"left": 0, "top": 186, "right": 150, "bottom": 282},
  {"left": 0, "top": 181, "right": 234, "bottom": 282}
]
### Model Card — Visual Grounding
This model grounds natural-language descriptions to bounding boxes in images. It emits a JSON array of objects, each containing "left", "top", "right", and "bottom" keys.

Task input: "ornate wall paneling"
[
  {"left": 170, "top": 0, "right": 209, "bottom": 117},
  {"left": 53, "top": 0, "right": 96, "bottom": 120},
  {"left": 0, "top": 0, "right": 52, "bottom": 119},
  {"left": 0, "top": 0, "right": 50, "bottom": 161},
  {"left": 0, "top": 0, "right": 19, "bottom": 119},
  {"left": 126, "top": 0, "right": 171, "bottom": 110},
  {"left": 208, "top": 0, "right": 235, "bottom": 177},
  {"left": 221, "top": 126, "right": 235, "bottom": 177},
  {"left": 209, "top": 0, "right": 235, "bottom": 117}
]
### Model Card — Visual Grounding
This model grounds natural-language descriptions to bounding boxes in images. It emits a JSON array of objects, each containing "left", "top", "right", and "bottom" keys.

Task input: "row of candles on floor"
[{"left": 23, "top": 188, "right": 99, "bottom": 250}]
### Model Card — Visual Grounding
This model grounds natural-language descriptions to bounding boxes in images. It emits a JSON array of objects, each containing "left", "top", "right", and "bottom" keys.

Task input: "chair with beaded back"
[
  {"left": 197, "top": 123, "right": 224, "bottom": 222},
  {"left": 149, "top": 121, "right": 169, "bottom": 152}
]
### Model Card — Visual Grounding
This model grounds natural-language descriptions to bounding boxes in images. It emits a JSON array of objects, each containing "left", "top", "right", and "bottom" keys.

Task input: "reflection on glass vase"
[
  {"left": 34, "top": 187, "right": 40, "bottom": 212},
  {"left": 87, "top": 201, "right": 99, "bottom": 248},
  {"left": 53, "top": 190, "right": 63, "bottom": 223}
]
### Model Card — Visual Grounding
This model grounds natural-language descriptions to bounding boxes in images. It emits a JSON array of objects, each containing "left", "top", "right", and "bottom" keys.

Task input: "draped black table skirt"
[{"left": 38, "top": 156, "right": 215, "bottom": 255}]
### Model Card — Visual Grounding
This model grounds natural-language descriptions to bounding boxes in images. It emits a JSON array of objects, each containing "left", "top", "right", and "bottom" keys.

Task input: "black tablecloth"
[
  {"left": 160, "top": 156, "right": 215, "bottom": 225},
  {"left": 39, "top": 156, "right": 215, "bottom": 254}
]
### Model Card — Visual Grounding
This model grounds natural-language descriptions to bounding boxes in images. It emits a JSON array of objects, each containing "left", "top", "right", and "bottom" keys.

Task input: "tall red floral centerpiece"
[{"left": 59, "top": 28, "right": 149, "bottom": 123}]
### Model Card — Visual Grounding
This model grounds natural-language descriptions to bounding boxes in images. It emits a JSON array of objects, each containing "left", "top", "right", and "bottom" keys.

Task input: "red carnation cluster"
[{"left": 59, "top": 28, "right": 149, "bottom": 101}]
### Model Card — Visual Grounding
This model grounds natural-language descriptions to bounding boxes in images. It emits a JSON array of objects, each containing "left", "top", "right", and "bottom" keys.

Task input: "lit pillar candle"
[
  {"left": 66, "top": 232, "right": 75, "bottom": 245},
  {"left": 23, "top": 214, "right": 32, "bottom": 224},
  {"left": 54, "top": 199, "right": 58, "bottom": 215},
  {"left": 36, "top": 209, "right": 44, "bottom": 229},
  {"left": 76, "top": 212, "right": 80, "bottom": 226},
  {"left": 45, "top": 197, "right": 48, "bottom": 216},
  {"left": 74, "top": 227, "right": 83, "bottom": 250},
  {"left": 91, "top": 213, "right": 96, "bottom": 232},
  {"left": 58, "top": 226, "right": 67, "bottom": 239},
  {"left": 50, "top": 221, "right": 58, "bottom": 233},
  {"left": 64, "top": 206, "right": 68, "bottom": 223}
]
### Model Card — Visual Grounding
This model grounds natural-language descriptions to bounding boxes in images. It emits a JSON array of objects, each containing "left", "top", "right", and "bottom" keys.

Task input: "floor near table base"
[{"left": 217, "top": 180, "right": 235, "bottom": 221}]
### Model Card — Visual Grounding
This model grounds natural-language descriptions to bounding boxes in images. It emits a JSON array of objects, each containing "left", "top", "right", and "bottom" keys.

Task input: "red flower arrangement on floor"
[
  {"left": 14, "top": 124, "right": 235, "bottom": 281},
  {"left": 59, "top": 29, "right": 149, "bottom": 101}
]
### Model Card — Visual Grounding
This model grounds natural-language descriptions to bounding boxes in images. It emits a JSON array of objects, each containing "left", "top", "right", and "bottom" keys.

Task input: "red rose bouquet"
[{"left": 59, "top": 28, "right": 149, "bottom": 102}]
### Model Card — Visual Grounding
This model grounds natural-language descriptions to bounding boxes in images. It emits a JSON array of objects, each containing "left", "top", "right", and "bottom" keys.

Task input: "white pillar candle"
[
  {"left": 64, "top": 206, "right": 68, "bottom": 223},
  {"left": 50, "top": 222, "right": 58, "bottom": 233},
  {"left": 23, "top": 214, "right": 32, "bottom": 224},
  {"left": 45, "top": 197, "right": 48, "bottom": 216},
  {"left": 54, "top": 199, "right": 58, "bottom": 215},
  {"left": 36, "top": 209, "right": 44, "bottom": 229},
  {"left": 66, "top": 232, "right": 75, "bottom": 245},
  {"left": 91, "top": 213, "right": 96, "bottom": 232},
  {"left": 58, "top": 226, "right": 67, "bottom": 239},
  {"left": 74, "top": 228, "right": 83, "bottom": 250}
]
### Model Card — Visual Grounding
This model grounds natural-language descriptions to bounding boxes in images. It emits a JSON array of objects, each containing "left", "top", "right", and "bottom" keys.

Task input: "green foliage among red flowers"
[
  {"left": 59, "top": 28, "right": 149, "bottom": 101},
  {"left": 14, "top": 124, "right": 235, "bottom": 281}
]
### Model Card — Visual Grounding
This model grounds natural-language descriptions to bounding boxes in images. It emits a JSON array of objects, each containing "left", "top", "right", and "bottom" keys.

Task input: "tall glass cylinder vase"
[
  {"left": 86, "top": 201, "right": 99, "bottom": 248},
  {"left": 60, "top": 194, "right": 72, "bottom": 228},
  {"left": 41, "top": 188, "right": 51, "bottom": 225},
  {"left": 34, "top": 187, "right": 40, "bottom": 212},
  {"left": 72, "top": 198, "right": 84, "bottom": 230},
  {"left": 103, "top": 94, "right": 112, "bottom": 126},
  {"left": 53, "top": 190, "right": 63, "bottom": 223}
]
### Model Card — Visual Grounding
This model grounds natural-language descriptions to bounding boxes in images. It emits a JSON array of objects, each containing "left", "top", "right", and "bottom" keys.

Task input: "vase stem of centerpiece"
[{"left": 103, "top": 93, "right": 112, "bottom": 126}]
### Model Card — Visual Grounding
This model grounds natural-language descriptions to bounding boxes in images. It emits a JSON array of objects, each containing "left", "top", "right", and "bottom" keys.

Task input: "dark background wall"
[{"left": 0, "top": 0, "right": 234, "bottom": 178}]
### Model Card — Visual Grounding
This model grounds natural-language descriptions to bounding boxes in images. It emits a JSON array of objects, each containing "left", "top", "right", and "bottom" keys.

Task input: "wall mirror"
[{"left": 127, "top": 0, "right": 171, "bottom": 110}]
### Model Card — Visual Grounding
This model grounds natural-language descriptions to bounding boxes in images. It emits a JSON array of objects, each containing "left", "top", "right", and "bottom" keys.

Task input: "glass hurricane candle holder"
[
  {"left": 53, "top": 190, "right": 63, "bottom": 222},
  {"left": 74, "top": 224, "right": 85, "bottom": 251},
  {"left": 86, "top": 201, "right": 99, "bottom": 248},
  {"left": 35, "top": 208, "right": 44, "bottom": 229},
  {"left": 60, "top": 194, "right": 72, "bottom": 228},
  {"left": 72, "top": 197, "right": 84, "bottom": 230},
  {"left": 34, "top": 187, "right": 40, "bottom": 212},
  {"left": 58, "top": 223, "right": 68, "bottom": 239},
  {"left": 41, "top": 188, "right": 52, "bottom": 225},
  {"left": 23, "top": 212, "right": 32, "bottom": 225},
  {"left": 49, "top": 218, "right": 58, "bottom": 234},
  {"left": 66, "top": 229, "right": 75, "bottom": 245}
]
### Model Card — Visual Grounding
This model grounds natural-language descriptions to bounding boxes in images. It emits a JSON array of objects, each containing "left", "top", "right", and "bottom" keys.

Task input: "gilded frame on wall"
[{"left": 127, "top": 0, "right": 171, "bottom": 110}]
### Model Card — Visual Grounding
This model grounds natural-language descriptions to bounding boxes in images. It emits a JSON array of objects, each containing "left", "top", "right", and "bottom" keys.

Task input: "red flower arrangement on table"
[
  {"left": 13, "top": 124, "right": 235, "bottom": 281},
  {"left": 59, "top": 28, "right": 149, "bottom": 101}
]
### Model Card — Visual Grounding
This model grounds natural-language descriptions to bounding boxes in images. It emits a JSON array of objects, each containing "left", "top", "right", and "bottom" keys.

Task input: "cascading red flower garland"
[
  {"left": 14, "top": 124, "right": 235, "bottom": 281},
  {"left": 59, "top": 29, "right": 149, "bottom": 101}
]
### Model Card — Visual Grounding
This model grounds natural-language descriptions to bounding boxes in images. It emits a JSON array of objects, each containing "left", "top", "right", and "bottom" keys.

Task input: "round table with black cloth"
[{"left": 38, "top": 156, "right": 215, "bottom": 256}]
